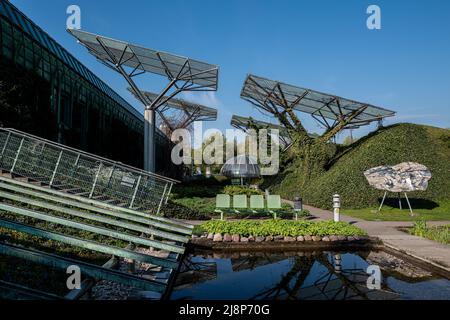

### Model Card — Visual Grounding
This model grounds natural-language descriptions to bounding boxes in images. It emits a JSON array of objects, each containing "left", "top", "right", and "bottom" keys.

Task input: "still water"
[{"left": 172, "top": 250, "right": 450, "bottom": 300}]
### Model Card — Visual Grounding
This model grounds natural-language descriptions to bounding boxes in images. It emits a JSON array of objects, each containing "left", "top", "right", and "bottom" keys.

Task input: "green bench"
[{"left": 214, "top": 194, "right": 284, "bottom": 220}]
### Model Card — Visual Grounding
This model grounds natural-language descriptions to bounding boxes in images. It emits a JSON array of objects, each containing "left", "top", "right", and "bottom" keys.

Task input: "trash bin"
[{"left": 293, "top": 196, "right": 303, "bottom": 211}]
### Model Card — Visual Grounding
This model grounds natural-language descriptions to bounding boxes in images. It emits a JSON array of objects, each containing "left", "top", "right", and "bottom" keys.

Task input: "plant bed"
[
  {"left": 195, "top": 219, "right": 367, "bottom": 237},
  {"left": 190, "top": 219, "right": 371, "bottom": 250}
]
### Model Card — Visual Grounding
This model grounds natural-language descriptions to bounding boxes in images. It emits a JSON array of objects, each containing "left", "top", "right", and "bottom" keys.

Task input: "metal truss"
[
  {"left": 130, "top": 89, "right": 217, "bottom": 134},
  {"left": 240, "top": 74, "right": 396, "bottom": 141},
  {"left": 68, "top": 29, "right": 219, "bottom": 171}
]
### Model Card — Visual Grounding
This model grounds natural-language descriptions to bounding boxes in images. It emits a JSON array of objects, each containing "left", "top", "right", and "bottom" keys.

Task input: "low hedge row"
[{"left": 198, "top": 219, "right": 367, "bottom": 237}]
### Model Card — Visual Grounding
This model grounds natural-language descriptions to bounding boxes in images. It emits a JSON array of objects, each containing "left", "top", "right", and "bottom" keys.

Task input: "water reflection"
[{"left": 172, "top": 250, "right": 450, "bottom": 300}]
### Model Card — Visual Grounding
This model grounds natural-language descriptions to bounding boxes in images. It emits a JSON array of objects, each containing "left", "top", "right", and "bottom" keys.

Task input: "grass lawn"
[{"left": 342, "top": 200, "right": 450, "bottom": 221}]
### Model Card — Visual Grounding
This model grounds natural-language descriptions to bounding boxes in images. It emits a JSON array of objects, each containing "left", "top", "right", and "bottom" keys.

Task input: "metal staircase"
[{"left": 0, "top": 128, "right": 192, "bottom": 300}]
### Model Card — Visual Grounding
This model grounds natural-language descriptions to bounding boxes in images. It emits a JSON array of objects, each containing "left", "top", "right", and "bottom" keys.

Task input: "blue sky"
[{"left": 11, "top": 0, "right": 450, "bottom": 140}]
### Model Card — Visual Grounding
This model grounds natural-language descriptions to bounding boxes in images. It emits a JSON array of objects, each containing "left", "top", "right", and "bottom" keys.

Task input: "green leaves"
[
  {"left": 223, "top": 186, "right": 262, "bottom": 196},
  {"left": 200, "top": 220, "right": 366, "bottom": 237},
  {"left": 410, "top": 221, "right": 450, "bottom": 245}
]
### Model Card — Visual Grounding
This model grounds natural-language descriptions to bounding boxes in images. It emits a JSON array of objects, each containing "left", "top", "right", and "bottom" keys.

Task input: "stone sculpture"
[{"left": 364, "top": 162, "right": 431, "bottom": 192}]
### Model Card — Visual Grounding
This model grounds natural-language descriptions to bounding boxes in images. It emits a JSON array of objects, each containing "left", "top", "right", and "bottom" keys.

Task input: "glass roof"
[
  {"left": 221, "top": 155, "right": 260, "bottom": 178},
  {"left": 129, "top": 88, "right": 217, "bottom": 122},
  {"left": 0, "top": 1, "right": 142, "bottom": 121},
  {"left": 241, "top": 74, "right": 396, "bottom": 127},
  {"left": 68, "top": 29, "right": 219, "bottom": 90}
]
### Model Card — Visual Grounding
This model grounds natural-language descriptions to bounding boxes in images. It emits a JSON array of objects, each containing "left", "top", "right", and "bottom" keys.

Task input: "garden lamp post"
[{"left": 333, "top": 194, "right": 341, "bottom": 222}]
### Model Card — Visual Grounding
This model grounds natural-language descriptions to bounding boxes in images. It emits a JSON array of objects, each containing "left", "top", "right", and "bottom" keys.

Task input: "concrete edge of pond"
[
  {"left": 382, "top": 241, "right": 450, "bottom": 280},
  {"left": 189, "top": 237, "right": 382, "bottom": 252}
]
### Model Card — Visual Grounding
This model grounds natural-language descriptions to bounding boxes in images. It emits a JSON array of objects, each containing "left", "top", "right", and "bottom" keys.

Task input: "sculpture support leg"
[
  {"left": 398, "top": 193, "right": 402, "bottom": 210},
  {"left": 378, "top": 191, "right": 387, "bottom": 213},
  {"left": 404, "top": 192, "right": 414, "bottom": 216}
]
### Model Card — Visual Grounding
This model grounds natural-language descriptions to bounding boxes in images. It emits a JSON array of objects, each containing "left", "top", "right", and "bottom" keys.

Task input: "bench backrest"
[
  {"left": 249, "top": 195, "right": 264, "bottom": 209},
  {"left": 233, "top": 194, "right": 247, "bottom": 209},
  {"left": 216, "top": 194, "right": 230, "bottom": 208},
  {"left": 267, "top": 195, "right": 282, "bottom": 209}
]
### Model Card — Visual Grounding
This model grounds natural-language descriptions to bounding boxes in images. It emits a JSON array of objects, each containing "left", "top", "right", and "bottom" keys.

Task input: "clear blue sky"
[{"left": 11, "top": 0, "right": 450, "bottom": 140}]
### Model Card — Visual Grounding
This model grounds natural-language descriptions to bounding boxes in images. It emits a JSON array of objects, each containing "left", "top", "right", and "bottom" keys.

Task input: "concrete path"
[{"left": 299, "top": 203, "right": 450, "bottom": 273}]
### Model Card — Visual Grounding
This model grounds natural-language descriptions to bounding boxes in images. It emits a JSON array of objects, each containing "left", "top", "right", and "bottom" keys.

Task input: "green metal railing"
[
  {"left": 0, "top": 176, "right": 190, "bottom": 299},
  {"left": 0, "top": 128, "right": 178, "bottom": 214}
]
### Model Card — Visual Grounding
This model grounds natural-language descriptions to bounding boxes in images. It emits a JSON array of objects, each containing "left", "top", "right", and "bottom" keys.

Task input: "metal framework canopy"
[
  {"left": 240, "top": 74, "right": 396, "bottom": 131},
  {"left": 67, "top": 29, "right": 219, "bottom": 108},
  {"left": 130, "top": 88, "right": 218, "bottom": 131},
  {"left": 68, "top": 28, "right": 219, "bottom": 172}
]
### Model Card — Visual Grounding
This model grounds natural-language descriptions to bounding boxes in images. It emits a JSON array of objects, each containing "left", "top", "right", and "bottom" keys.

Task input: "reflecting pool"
[{"left": 172, "top": 250, "right": 450, "bottom": 300}]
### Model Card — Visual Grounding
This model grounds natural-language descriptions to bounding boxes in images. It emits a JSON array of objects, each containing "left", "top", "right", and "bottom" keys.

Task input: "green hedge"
[
  {"left": 199, "top": 220, "right": 367, "bottom": 237},
  {"left": 223, "top": 185, "right": 262, "bottom": 196},
  {"left": 270, "top": 124, "right": 450, "bottom": 209}
]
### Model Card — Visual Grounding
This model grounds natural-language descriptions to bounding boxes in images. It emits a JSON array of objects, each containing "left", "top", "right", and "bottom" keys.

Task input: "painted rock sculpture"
[{"left": 364, "top": 162, "right": 431, "bottom": 192}]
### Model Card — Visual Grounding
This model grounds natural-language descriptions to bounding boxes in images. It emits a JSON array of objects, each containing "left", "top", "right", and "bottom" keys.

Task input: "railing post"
[
  {"left": 74, "top": 153, "right": 81, "bottom": 166},
  {"left": 129, "top": 175, "right": 142, "bottom": 208},
  {"left": 0, "top": 132, "right": 11, "bottom": 166},
  {"left": 10, "top": 137, "right": 24, "bottom": 173},
  {"left": 156, "top": 182, "right": 168, "bottom": 215},
  {"left": 50, "top": 150, "right": 63, "bottom": 186},
  {"left": 89, "top": 163, "right": 103, "bottom": 198},
  {"left": 164, "top": 182, "right": 173, "bottom": 205},
  {"left": 106, "top": 165, "right": 116, "bottom": 189}
]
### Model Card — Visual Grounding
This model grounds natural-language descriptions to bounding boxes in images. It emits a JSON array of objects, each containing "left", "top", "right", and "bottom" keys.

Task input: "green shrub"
[
  {"left": 223, "top": 185, "right": 262, "bottom": 196},
  {"left": 200, "top": 219, "right": 366, "bottom": 237},
  {"left": 162, "top": 198, "right": 213, "bottom": 220},
  {"left": 410, "top": 221, "right": 450, "bottom": 245}
]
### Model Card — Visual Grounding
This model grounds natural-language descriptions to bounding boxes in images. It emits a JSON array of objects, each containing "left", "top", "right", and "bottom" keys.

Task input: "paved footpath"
[{"left": 300, "top": 203, "right": 450, "bottom": 273}]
